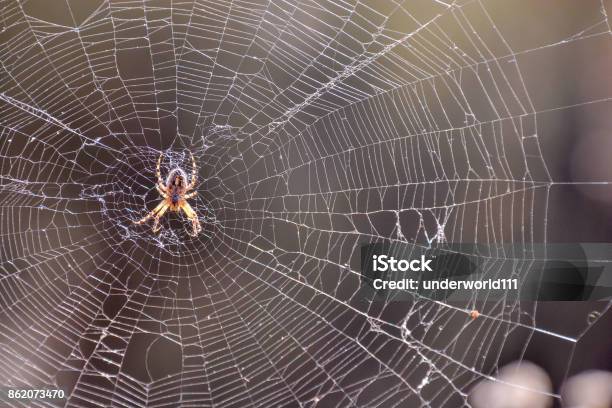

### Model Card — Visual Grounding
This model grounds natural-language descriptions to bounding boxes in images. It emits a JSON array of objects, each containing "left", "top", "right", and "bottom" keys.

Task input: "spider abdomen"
[{"left": 167, "top": 187, "right": 184, "bottom": 210}]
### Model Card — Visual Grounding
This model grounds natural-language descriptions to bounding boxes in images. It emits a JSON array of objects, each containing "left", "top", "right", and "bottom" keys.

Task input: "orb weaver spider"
[{"left": 133, "top": 152, "right": 202, "bottom": 236}]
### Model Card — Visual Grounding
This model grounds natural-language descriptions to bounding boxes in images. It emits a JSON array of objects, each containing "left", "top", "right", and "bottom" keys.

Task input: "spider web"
[{"left": 0, "top": 0, "right": 611, "bottom": 407}]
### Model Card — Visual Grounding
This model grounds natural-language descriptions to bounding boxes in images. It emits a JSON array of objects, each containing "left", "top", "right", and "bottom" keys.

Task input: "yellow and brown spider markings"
[{"left": 133, "top": 152, "right": 202, "bottom": 236}]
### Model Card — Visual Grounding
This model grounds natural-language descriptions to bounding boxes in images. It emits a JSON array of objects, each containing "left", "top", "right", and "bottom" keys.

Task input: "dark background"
[{"left": 0, "top": 0, "right": 610, "bottom": 407}]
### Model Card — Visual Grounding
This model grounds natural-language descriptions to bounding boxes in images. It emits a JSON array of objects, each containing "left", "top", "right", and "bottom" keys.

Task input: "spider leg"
[
  {"left": 184, "top": 190, "right": 197, "bottom": 199},
  {"left": 157, "top": 183, "right": 168, "bottom": 198},
  {"left": 180, "top": 200, "right": 201, "bottom": 236},
  {"left": 134, "top": 200, "right": 167, "bottom": 225},
  {"left": 186, "top": 152, "right": 197, "bottom": 191},
  {"left": 151, "top": 203, "right": 169, "bottom": 233},
  {"left": 156, "top": 153, "right": 164, "bottom": 186}
]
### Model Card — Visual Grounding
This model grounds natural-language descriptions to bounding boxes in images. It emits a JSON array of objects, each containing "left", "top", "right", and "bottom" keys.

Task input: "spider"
[
  {"left": 133, "top": 152, "right": 202, "bottom": 236},
  {"left": 469, "top": 310, "right": 480, "bottom": 320}
]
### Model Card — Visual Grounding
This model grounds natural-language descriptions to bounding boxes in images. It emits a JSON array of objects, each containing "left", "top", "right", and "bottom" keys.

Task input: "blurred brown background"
[{"left": 0, "top": 0, "right": 611, "bottom": 407}]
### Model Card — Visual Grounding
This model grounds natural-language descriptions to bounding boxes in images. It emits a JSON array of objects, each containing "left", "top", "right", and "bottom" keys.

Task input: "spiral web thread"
[{"left": 0, "top": 0, "right": 611, "bottom": 407}]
